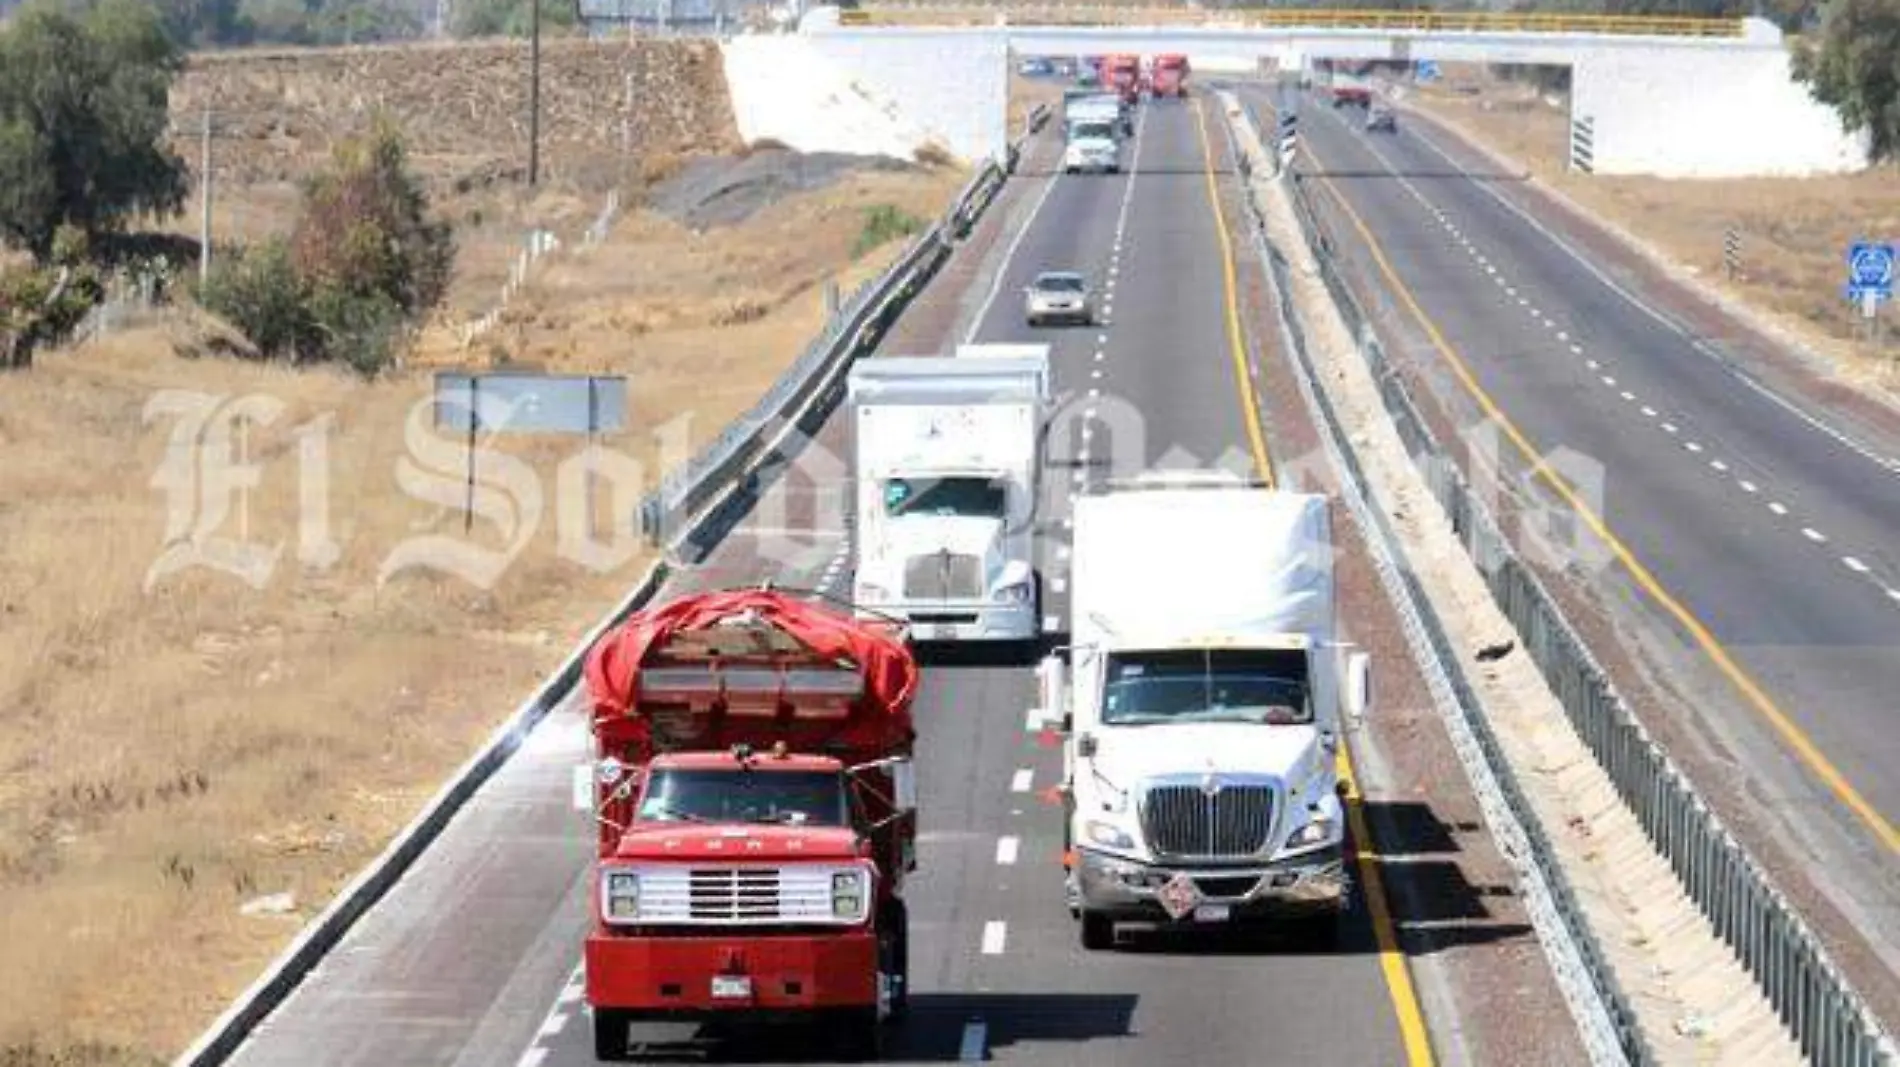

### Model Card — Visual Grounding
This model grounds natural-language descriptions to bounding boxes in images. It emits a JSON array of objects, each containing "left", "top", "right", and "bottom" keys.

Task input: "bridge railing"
[{"left": 847, "top": 3, "right": 1746, "bottom": 37}]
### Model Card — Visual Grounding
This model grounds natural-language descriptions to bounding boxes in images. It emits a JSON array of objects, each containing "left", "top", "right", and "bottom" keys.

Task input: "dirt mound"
[
  {"left": 646, "top": 148, "right": 915, "bottom": 229},
  {"left": 171, "top": 38, "right": 741, "bottom": 190}
]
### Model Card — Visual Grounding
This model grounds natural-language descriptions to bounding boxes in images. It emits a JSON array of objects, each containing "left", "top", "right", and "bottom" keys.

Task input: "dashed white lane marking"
[
  {"left": 959, "top": 1021, "right": 989, "bottom": 1062},
  {"left": 1685, "top": 441, "right": 1703, "bottom": 453},
  {"left": 1093, "top": 351, "right": 1106, "bottom": 361},
  {"left": 1569, "top": 344, "right": 1584, "bottom": 355},
  {"left": 981, "top": 921, "right": 1008, "bottom": 955},
  {"left": 1097, "top": 332, "right": 1109, "bottom": 344},
  {"left": 1844, "top": 556, "right": 1870, "bottom": 573},
  {"left": 1084, "top": 407, "right": 1098, "bottom": 420},
  {"left": 538, "top": 1013, "right": 568, "bottom": 1037},
  {"left": 1557, "top": 330, "right": 1569, "bottom": 341},
  {"left": 1088, "top": 387, "right": 1101, "bottom": 398},
  {"left": 1505, "top": 286, "right": 1517, "bottom": 297},
  {"left": 518, "top": 1049, "right": 548, "bottom": 1067},
  {"left": 995, "top": 836, "right": 1020, "bottom": 865},
  {"left": 1710, "top": 460, "right": 1728, "bottom": 472},
  {"left": 1740, "top": 480, "right": 1759, "bottom": 493},
  {"left": 1586, "top": 359, "right": 1600, "bottom": 370},
  {"left": 1802, "top": 527, "right": 1827, "bottom": 543},
  {"left": 1663, "top": 423, "right": 1679, "bottom": 434},
  {"left": 1600, "top": 375, "right": 1616, "bottom": 387},
  {"left": 1642, "top": 406, "right": 1658, "bottom": 418},
  {"left": 1091, "top": 367, "right": 1104, "bottom": 379},
  {"left": 1011, "top": 768, "right": 1034, "bottom": 792},
  {"left": 1620, "top": 391, "right": 1636, "bottom": 402},
  {"left": 1769, "top": 501, "right": 1789, "bottom": 516},
  {"left": 1887, "top": 588, "right": 1900, "bottom": 603}
]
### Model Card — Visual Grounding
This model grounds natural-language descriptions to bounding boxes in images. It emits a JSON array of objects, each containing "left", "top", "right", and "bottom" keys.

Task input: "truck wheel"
[
  {"left": 885, "top": 901, "right": 911, "bottom": 1019},
  {"left": 835, "top": 1007, "right": 884, "bottom": 1061},
  {"left": 1079, "top": 911, "right": 1114, "bottom": 951},
  {"left": 592, "top": 1008, "right": 631, "bottom": 1062}
]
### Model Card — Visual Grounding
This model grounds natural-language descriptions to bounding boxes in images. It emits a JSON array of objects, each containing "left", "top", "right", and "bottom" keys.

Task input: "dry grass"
[
  {"left": 1009, "top": 73, "right": 1067, "bottom": 134},
  {"left": 1409, "top": 69, "right": 1900, "bottom": 390},
  {"left": 0, "top": 153, "right": 964, "bottom": 1066}
]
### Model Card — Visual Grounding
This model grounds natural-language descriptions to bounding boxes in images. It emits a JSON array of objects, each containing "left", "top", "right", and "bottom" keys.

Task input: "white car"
[
  {"left": 1064, "top": 137, "right": 1120, "bottom": 174},
  {"left": 1025, "top": 271, "right": 1092, "bottom": 326}
]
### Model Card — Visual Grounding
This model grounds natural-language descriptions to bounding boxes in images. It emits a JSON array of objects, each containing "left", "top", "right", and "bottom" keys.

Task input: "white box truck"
[
  {"left": 1041, "top": 473, "right": 1371, "bottom": 949},
  {"left": 846, "top": 346, "right": 1051, "bottom": 645}
]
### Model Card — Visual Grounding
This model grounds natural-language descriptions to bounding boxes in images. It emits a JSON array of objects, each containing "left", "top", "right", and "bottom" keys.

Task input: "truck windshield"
[
  {"left": 883, "top": 476, "right": 1006, "bottom": 518},
  {"left": 637, "top": 769, "right": 849, "bottom": 827},
  {"left": 1072, "top": 122, "right": 1115, "bottom": 141},
  {"left": 1100, "top": 648, "right": 1311, "bottom": 726}
]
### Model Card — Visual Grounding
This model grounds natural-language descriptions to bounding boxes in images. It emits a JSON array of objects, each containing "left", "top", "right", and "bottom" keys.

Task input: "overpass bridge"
[{"left": 754, "top": 6, "right": 1865, "bottom": 178}]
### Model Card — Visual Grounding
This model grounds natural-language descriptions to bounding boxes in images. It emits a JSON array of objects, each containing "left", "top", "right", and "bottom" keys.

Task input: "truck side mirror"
[
  {"left": 891, "top": 758, "right": 919, "bottom": 813},
  {"left": 1077, "top": 732, "right": 1097, "bottom": 759},
  {"left": 1345, "top": 649, "right": 1372, "bottom": 722}
]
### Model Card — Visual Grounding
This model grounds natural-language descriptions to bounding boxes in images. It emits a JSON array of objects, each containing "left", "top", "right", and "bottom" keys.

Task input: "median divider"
[
  {"left": 175, "top": 127, "right": 1040, "bottom": 1067},
  {"left": 1231, "top": 88, "right": 1894, "bottom": 1067}
]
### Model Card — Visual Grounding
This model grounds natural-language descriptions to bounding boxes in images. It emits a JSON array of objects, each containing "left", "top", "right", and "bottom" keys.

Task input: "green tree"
[
  {"left": 1794, "top": 0, "right": 1900, "bottom": 163},
  {"left": 200, "top": 116, "right": 453, "bottom": 374},
  {"left": 0, "top": 0, "right": 187, "bottom": 261}
]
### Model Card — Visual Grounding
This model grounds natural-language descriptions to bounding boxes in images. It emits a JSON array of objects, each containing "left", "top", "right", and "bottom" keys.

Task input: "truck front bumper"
[
  {"left": 862, "top": 600, "right": 1039, "bottom": 642},
  {"left": 1075, "top": 845, "right": 1347, "bottom": 921},
  {"left": 586, "top": 930, "right": 877, "bottom": 1018}
]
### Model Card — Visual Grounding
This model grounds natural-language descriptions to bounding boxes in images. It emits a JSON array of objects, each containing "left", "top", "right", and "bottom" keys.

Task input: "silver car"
[
  {"left": 1366, "top": 105, "right": 1397, "bottom": 134},
  {"left": 1025, "top": 271, "right": 1092, "bottom": 326}
]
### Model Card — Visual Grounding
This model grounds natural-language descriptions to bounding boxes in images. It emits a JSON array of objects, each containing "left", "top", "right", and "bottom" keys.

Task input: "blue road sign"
[
  {"left": 1416, "top": 59, "right": 1441, "bottom": 83},
  {"left": 1846, "top": 240, "right": 1895, "bottom": 302}
]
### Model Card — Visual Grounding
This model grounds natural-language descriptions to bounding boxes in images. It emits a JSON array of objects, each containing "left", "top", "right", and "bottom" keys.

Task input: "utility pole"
[
  {"left": 199, "top": 104, "right": 213, "bottom": 286},
  {"left": 528, "top": 0, "right": 542, "bottom": 188}
]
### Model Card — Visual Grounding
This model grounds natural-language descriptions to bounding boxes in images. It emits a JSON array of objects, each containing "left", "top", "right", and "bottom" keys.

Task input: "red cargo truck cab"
[
  {"left": 1104, "top": 53, "right": 1141, "bottom": 103},
  {"left": 581, "top": 589, "right": 921, "bottom": 1061},
  {"left": 1149, "top": 54, "right": 1189, "bottom": 97}
]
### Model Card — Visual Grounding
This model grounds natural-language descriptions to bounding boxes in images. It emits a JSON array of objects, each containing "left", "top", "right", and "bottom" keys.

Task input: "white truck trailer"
[
  {"left": 1042, "top": 473, "right": 1371, "bottom": 949},
  {"left": 846, "top": 345, "right": 1051, "bottom": 645}
]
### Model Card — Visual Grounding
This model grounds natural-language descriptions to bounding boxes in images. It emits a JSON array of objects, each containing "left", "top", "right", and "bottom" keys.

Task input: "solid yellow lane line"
[
  {"left": 1190, "top": 97, "right": 1276, "bottom": 487},
  {"left": 1192, "top": 96, "right": 1438, "bottom": 1067},
  {"left": 1301, "top": 144, "right": 1900, "bottom": 856}
]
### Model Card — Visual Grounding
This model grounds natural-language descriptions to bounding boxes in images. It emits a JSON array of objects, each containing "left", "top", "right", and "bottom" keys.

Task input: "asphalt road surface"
[
  {"left": 1282, "top": 83, "right": 1900, "bottom": 984},
  {"left": 222, "top": 103, "right": 1445, "bottom": 1067}
]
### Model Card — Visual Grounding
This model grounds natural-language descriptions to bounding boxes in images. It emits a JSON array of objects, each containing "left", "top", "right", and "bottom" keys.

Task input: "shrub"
[
  {"left": 853, "top": 204, "right": 925, "bottom": 258},
  {"left": 195, "top": 238, "right": 317, "bottom": 363}
]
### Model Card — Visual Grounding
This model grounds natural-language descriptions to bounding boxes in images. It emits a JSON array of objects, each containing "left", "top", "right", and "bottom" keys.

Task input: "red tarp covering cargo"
[{"left": 584, "top": 588, "right": 919, "bottom": 762}]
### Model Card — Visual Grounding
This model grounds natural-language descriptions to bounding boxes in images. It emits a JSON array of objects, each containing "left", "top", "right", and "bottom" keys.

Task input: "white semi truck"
[
  {"left": 1042, "top": 473, "right": 1371, "bottom": 949},
  {"left": 846, "top": 345, "right": 1051, "bottom": 645}
]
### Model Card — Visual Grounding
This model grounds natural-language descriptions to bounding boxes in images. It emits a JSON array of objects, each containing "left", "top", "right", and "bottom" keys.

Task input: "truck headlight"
[
  {"left": 1085, "top": 819, "right": 1135, "bottom": 850},
  {"left": 603, "top": 870, "right": 640, "bottom": 921},
  {"left": 992, "top": 579, "right": 1033, "bottom": 604},
  {"left": 1286, "top": 816, "right": 1336, "bottom": 850},
  {"left": 831, "top": 869, "right": 867, "bottom": 919}
]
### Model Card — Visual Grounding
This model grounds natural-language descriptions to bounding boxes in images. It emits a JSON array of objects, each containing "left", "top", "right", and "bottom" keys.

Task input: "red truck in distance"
[
  {"left": 581, "top": 589, "right": 921, "bottom": 1061},
  {"left": 1149, "top": 53, "right": 1189, "bottom": 98},
  {"left": 1103, "top": 53, "right": 1141, "bottom": 104}
]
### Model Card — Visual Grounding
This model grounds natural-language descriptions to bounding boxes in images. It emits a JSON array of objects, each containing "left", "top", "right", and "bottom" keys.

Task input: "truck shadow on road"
[{"left": 618, "top": 993, "right": 1138, "bottom": 1062}]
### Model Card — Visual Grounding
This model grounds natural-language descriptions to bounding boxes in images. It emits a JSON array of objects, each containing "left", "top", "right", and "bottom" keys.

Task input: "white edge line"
[
  {"left": 995, "top": 836, "right": 1020, "bottom": 865},
  {"left": 980, "top": 920, "right": 1007, "bottom": 955}
]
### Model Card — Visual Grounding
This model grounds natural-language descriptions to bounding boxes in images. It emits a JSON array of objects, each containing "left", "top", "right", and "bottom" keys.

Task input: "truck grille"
[
  {"left": 1141, "top": 783, "right": 1276, "bottom": 859},
  {"left": 635, "top": 867, "right": 839, "bottom": 924},
  {"left": 903, "top": 552, "right": 983, "bottom": 599}
]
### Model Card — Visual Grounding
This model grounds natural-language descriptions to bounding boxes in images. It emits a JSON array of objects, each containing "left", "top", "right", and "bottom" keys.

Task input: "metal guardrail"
[
  {"left": 854, "top": 2, "right": 1746, "bottom": 36},
  {"left": 179, "top": 123, "right": 1044, "bottom": 1067},
  {"left": 1278, "top": 139, "right": 1896, "bottom": 1067}
]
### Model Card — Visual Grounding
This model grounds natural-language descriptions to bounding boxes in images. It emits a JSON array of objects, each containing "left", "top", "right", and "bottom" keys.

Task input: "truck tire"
[
  {"left": 835, "top": 1007, "right": 885, "bottom": 1061},
  {"left": 1079, "top": 911, "right": 1115, "bottom": 951},
  {"left": 885, "top": 901, "right": 911, "bottom": 1019},
  {"left": 592, "top": 1008, "right": 631, "bottom": 1062}
]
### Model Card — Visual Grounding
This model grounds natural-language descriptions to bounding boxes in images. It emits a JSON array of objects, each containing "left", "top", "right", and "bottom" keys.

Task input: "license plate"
[
  {"left": 1192, "top": 904, "right": 1232, "bottom": 923},
  {"left": 710, "top": 976, "right": 752, "bottom": 1000},
  {"left": 922, "top": 623, "right": 956, "bottom": 640}
]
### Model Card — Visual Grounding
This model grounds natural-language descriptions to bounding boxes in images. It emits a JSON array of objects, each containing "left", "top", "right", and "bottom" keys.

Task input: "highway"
[
  {"left": 1279, "top": 84, "right": 1900, "bottom": 995},
  {"left": 215, "top": 99, "right": 1576, "bottom": 1066}
]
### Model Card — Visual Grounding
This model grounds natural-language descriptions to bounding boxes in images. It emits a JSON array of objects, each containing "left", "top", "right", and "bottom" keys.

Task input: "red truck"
[
  {"left": 1149, "top": 53, "right": 1189, "bottom": 98},
  {"left": 1104, "top": 53, "right": 1141, "bottom": 104},
  {"left": 582, "top": 589, "right": 921, "bottom": 1061}
]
